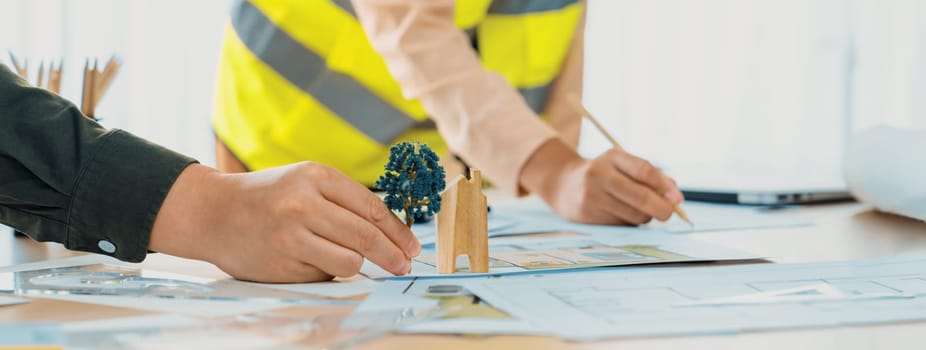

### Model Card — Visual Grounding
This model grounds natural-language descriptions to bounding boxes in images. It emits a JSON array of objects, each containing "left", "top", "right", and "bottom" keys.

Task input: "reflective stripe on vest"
[
  {"left": 213, "top": 0, "right": 581, "bottom": 186},
  {"left": 231, "top": 1, "right": 432, "bottom": 145},
  {"left": 488, "top": 0, "right": 579, "bottom": 14}
]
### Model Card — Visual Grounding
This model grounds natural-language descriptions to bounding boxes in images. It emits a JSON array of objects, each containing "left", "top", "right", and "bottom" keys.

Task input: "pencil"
[
  {"left": 81, "top": 59, "right": 91, "bottom": 117},
  {"left": 94, "top": 55, "right": 121, "bottom": 105},
  {"left": 36, "top": 60, "right": 45, "bottom": 89},
  {"left": 89, "top": 59, "right": 98, "bottom": 118},
  {"left": 48, "top": 60, "right": 62, "bottom": 94},
  {"left": 567, "top": 94, "right": 693, "bottom": 226},
  {"left": 8, "top": 50, "right": 27, "bottom": 78}
]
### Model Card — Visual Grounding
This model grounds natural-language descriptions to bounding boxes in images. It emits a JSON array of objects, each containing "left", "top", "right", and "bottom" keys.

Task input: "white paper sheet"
[
  {"left": 35, "top": 294, "right": 285, "bottom": 317},
  {"left": 0, "top": 295, "right": 30, "bottom": 307},
  {"left": 845, "top": 126, "right": 926, "bottom": 222},
  {"left": 644, "top": 202, "right": 813, "bottom": 233},
  {"left": 62, "top": 314, "right": 281, "bottom": 350},
  {"left": 412, "top": 197, "right": 814, "bottom": 248},
  {"left": 241, "top": 275, "right": 380, "bottom": 298},
  {"left": 62, "top": 314, "right": 204, "bottom": 334}
]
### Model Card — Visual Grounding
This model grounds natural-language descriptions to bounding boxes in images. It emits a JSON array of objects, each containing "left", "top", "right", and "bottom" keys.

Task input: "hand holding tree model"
[{"left": 376, "top": 142, "right": 446, "bottom": 228}]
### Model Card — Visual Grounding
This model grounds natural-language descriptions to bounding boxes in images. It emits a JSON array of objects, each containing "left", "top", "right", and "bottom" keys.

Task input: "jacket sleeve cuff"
[{"left": 66, "top": 129, "right": 197, "bottom": 262}]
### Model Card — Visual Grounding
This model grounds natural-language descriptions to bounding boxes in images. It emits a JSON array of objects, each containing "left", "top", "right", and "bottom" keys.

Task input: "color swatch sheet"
[{"left": 362, "top": 226, "right": 760, "bottom": 279}]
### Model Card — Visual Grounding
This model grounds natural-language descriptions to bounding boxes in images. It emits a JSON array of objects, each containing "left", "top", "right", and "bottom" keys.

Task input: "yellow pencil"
[
  {"left": 94, "top": 55, "right": 121, "bottom": 105},
  {"left": 8, "top": 50, "right": 27, "bottom": 78},
  {"left": 48, "top": 59, "right": 62, "bottom": 94},
  {"left": 567, "top": 94, "right": 693, "bottom": 226},
  {"left": 36, "top": 60, "right": 45, "bottom": 89}
]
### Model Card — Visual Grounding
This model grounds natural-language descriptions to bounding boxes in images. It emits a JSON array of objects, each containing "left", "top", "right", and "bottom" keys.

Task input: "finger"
[
  {"left": 315, "top": 168, "right": 421, "bottom": 258},
  {"left": 267, "top": 262, "right": 333, "bottom": 283},
  {"left": 293, "top": 263, "right": 334, "bottom": 283},
  {"left": 661, "top": 174, "right": 684, "bottom": 205},
  {"left": 610, "top": 151, "right": 680, "bottom": 203},
  {"left": 597, "top": 191, "right": 652, "bottom": 225},
  {"left": 224, "top": 258, "right": 332, "bottom": 283},
  {"left": 309, "top": 202, "right": 411, "bottom": 276},
  {"left": 603, "top": 167, "right": 675, "bottom": 221},
  {"left": 289, "top": 229, "right": 367, "bottom": 278}
]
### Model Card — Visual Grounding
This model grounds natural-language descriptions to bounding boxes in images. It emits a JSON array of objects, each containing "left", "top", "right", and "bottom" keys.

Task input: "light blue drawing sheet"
[{"left": 462, "top": 255, "right": 926, "bottom": 340}]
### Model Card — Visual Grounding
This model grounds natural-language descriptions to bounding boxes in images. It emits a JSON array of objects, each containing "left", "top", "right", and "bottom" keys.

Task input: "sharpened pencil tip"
[{"left": 674, "top": 205, "right": 693, "bottom": 228}]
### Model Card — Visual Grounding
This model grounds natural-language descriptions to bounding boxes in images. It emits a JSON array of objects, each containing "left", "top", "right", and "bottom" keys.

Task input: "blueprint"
[
  {"left": 353, "top": 255, "right": 926, "bottom": 339},
  {"left": 462, "top": 255, "right": 926, "bottom": 340}
]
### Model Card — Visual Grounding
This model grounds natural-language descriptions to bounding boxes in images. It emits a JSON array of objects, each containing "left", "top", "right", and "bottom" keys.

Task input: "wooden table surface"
[{"left": 3, "top": 200, "right": 926, "bottom": 349}]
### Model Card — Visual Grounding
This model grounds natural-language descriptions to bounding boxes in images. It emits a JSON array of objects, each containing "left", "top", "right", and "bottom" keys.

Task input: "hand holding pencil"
[
  {"left": 567, "top": 94, "right": 692, "bottom": 226},
  {"left": 520, "top": 95, "right": 689, "bottom": 226}
]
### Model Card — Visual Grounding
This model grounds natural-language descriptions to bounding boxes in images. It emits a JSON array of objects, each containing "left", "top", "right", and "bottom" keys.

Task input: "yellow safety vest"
[{"left": 213, "top": 0, "right": 582, "bottom": 187}]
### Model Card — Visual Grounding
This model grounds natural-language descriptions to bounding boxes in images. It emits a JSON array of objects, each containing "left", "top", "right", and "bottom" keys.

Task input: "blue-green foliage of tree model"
[{"left": 376, "top": 142, "right": 446, "bottom": 228}]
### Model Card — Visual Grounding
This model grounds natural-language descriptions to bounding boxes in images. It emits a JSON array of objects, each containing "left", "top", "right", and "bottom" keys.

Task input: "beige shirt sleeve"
[
  {"left": 544, "top": 8, "right": 586, "bottom": 149},
  {"left": 352, "top": 0, "right": 584, "bottom": 194}
]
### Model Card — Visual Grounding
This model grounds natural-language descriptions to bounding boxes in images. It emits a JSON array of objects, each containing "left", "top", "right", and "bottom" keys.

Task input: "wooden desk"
[{"left": 3, "top": 201, "right": 926, "bottom": 349}]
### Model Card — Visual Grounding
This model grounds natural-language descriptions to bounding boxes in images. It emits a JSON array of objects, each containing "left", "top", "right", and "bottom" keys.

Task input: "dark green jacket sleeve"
[{"left": 0, "top": 64, "right": 197, "bottom": 262}]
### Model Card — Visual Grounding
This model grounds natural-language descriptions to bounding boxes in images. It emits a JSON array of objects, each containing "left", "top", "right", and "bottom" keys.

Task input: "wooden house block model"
[{"left": 436, "top": 169, "right": 489, "bottom": 274}]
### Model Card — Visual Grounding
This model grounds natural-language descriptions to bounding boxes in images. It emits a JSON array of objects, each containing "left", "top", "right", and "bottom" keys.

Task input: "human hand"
[
  {"left": 521, "top": 139, "right": 684, "bottom": 225},
  {"left": 149, "top": 163, "right": 420, "bottom": 283}
]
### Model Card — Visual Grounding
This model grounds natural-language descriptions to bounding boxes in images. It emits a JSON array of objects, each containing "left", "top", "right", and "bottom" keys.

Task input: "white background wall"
[
  {"left": 1, "top": 0, "right": 924, "bottom": 178},
  {"left": 1, "top": 0, "right": 232, "bottom": 164},
  {"left": 581, "top": 0, "right": 926, "bottom": 186}
]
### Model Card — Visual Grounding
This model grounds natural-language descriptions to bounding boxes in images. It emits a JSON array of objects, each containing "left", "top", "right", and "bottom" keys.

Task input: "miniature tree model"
[{"left": 376, "top": 142, "right": 446, "bottom": 228}]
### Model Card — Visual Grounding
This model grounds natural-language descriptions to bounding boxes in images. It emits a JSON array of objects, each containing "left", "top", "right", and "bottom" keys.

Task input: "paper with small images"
[{"left": 363, "top": 222, "right": 760, "bottom": 279}]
